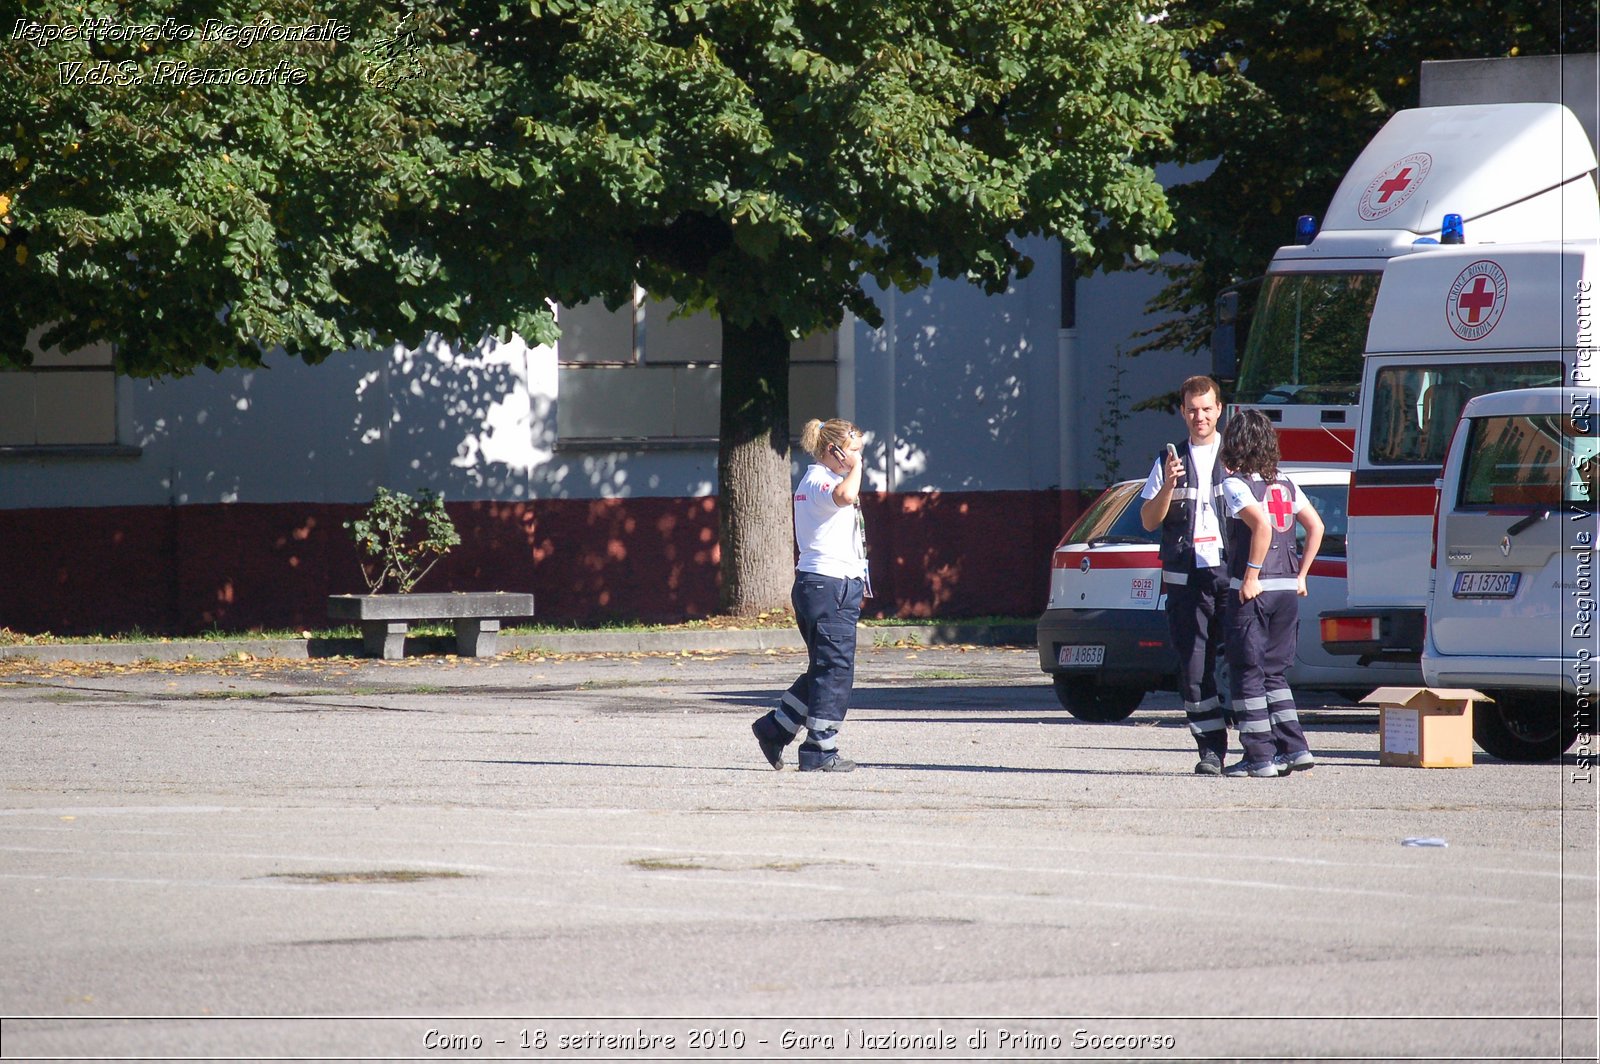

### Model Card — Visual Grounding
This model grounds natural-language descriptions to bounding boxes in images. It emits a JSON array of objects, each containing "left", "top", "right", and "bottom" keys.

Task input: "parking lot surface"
[{"left": 0, "top": 644, "right": 1594, "bottom": 1061}]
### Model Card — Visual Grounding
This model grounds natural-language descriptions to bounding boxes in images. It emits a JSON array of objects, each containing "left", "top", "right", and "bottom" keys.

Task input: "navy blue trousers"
[
  {"left": 1226, "top": 587, "right": 1310, "bottom": 765},
  {"left": 1166, "top": 567, "right": 1229, "bottom": 757},
  {"left": 756, "top": 572, "right": 864, "bottom": 768}
]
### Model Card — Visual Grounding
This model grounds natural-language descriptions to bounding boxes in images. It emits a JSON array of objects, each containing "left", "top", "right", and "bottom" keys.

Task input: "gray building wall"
[
  {"left": 3, "top": 233, "right": 1200, "bottom": 509},
  {"left": 1421, "top": 53, "right": 1599, "bottom": 151}
]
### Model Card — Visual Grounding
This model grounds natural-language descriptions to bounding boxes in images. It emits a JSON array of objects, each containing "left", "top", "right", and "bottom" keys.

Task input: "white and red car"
[{"left": 1036, "top": 467, "right": 1418, "bottom": 720}]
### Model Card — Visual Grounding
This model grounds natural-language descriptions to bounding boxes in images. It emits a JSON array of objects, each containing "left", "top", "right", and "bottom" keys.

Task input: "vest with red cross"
[{"left": 1223, "top": 475, "right": 1302, "bottom": 584}]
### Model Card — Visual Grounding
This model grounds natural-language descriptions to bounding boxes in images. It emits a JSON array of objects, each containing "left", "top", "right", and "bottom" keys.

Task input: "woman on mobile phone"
[{"left": 751, "top": 418, "right": 869, "bottom": 773}]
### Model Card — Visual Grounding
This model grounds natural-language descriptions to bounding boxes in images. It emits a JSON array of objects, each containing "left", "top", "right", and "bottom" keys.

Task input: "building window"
[
  {"left": 0, "top": 331, "right": 119, "bottom": 449},
  {"left": 555, "top": 288, "right": 838, "bottom": 444}
]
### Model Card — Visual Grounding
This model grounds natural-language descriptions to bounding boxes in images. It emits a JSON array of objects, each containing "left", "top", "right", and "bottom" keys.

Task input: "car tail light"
[
  {"left": 1321, "top": 615, "right": 1379, "bottom": 645},
  {"left": 1137, "top": 639, "right": 1164, "bottom": 649}
]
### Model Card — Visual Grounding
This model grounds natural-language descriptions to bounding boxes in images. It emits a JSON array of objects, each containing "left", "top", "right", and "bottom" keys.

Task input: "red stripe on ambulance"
[
  {"left": 1275, "top": 428, "right": 1356, "bottom": 464},
  {"left": 1348, "top": 483, "right": 1437, "bottom": 518}
]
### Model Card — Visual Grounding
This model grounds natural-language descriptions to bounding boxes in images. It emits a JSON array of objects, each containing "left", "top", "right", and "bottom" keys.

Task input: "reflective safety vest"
[
  {"left": 1158, "top": 438, "right": 1227, "bottom": 586},
  {"left": 1224, "top": 474, "right": 1301, "bottom": 591}
]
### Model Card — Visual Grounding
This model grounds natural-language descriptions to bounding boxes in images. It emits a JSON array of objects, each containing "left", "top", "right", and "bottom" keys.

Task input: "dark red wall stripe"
[{"left": 0, "top": 490, "right": 1096, "bottom": 635}]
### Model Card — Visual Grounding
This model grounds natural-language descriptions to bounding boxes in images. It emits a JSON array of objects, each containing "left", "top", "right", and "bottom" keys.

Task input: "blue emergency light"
[
  {"left": 1295, "top": 214, "right": 1318, "bottom": 244},
  {"left": 1440, "top": 213, "right": 1465, "bottom": 244}
]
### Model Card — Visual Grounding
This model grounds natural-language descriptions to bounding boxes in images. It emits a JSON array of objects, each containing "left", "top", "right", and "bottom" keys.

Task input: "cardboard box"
[{"left": 1362, "top": 687, "right": 1487, "bottom": 768}]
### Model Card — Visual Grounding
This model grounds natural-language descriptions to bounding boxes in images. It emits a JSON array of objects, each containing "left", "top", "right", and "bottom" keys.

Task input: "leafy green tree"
[
  {"left": 1136, "top": 0, "right": 1595, "bottom": 367},
  {"left": 2, "top": 0, "right": 1215, "bottom": 614},
  {"left": 0, "top": 1, "right": 550, "bottom": 375}
]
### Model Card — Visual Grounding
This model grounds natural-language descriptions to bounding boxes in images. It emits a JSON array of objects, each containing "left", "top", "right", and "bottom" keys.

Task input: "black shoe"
[
  {"left": 752, "top": 720, "right": 785, "bottom": 770},
  {"left": 798, "top": 754, "right": 856, "bottom": 773},
  {"left": 1194, "top": 751, "right": 1223, "bottom": 776}
]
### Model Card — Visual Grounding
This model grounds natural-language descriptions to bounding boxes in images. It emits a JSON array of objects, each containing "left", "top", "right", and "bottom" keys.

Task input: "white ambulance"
[
  {"left": 1423, "top": 386, "right": 1597, "bottom": 761},
  {"left": 1224, "top": 102, "right": 1598, "bottom": 469},
  {"left": 1326, "top": 241, "right": 1598, "bottom": 758}
]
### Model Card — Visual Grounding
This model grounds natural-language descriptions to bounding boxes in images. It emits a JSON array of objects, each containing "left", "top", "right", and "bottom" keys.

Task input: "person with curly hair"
[
  {"left": 1218, "top": 408, "right": 1324, "bottom": 778},
  {"left": 751, "top": 417, "right": 870, "bottom": 773}
]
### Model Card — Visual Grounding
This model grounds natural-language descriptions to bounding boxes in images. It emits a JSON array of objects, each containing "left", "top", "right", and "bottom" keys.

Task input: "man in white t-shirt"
[{"left": 1139, "top": 375, "right": 1230, "bottom": 775}]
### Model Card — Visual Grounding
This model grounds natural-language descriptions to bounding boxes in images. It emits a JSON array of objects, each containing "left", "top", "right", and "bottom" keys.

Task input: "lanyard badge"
[{"left": 854, "top": 501, "right": 873, "bottom": 598}]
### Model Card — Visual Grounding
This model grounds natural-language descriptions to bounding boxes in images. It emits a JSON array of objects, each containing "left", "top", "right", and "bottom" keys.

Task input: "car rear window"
[
  {"left": 1296, "top": 481, "right": 1348, "bottom": 557},
  {"left": 1064, "top": 484, "right": 1159, "bottom": 546},
  {"left": 1457, "top": 412, "right": 1600, "bottom": 509}
]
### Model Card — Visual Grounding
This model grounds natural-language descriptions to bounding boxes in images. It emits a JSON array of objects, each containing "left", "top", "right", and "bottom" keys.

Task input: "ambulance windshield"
[{"left": 1234, "top": 272, "right": 1380, "bottom": 406}]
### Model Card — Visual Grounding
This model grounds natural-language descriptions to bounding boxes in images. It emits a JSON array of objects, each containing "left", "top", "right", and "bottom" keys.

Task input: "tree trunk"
[{"left": 717, "top": 316, "right": 793, "bottom": 615}]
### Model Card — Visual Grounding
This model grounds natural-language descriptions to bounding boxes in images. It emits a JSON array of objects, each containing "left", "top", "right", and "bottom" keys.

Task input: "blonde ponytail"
[{"left": 799, "top": 419, "right": 825, "bottom": 457}]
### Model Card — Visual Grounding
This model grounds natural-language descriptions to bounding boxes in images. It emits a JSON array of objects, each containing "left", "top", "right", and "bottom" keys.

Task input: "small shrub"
[
  {"left": 345, "top": 487, "right": 461, "bottom": 594},
  {"left": 1093, "top": 347, "right": 1132, "bottom": 488}
]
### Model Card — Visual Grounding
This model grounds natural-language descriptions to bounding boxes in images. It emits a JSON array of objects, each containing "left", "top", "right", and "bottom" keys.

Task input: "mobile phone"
[
  {"left": 830, "top": 444, "right": 847, "bottom": 461},
  {"left": 1165, "top": 442, "right": 1179, "bottom": 463}
]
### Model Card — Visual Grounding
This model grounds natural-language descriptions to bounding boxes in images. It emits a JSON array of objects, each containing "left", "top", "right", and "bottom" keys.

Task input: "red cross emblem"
[
  {"left": 1265, "top": 483, "right": 1295, "bottom": 533},
  {"left": 1446, "top": 260, "right": 1508, "bottom": 341},
  {"left": 1456, "top": 276, "right": 1495, "bottom": 323},
  {"left": 1358, "top": 152, "right": 1432, "bottom": 221},
  {"left": 1376, "top": 167, "right": 1413, "bottom": 203}
]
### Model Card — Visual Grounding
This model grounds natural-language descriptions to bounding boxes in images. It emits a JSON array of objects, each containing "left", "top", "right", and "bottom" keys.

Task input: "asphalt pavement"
[{"left": 0, "top": 641, "right": 1595, "bottom": 1062}]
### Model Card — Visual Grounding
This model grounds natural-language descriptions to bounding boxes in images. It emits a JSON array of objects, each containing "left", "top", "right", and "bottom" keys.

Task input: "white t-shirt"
[
  {"left": 1139, "top": 438, "right": 1224, "bottom": 569},
  {"left": 794, "top": 464, "right": 867, "bottom": 579}
]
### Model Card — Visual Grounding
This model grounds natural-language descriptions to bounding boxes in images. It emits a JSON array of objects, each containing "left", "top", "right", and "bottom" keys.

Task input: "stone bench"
[{"left": 327, "top": 592, "right": 536, "bottom": 660}]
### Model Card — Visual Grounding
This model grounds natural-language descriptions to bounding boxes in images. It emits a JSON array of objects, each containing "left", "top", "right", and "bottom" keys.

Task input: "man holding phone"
[{"left": 1139, "top": 375, "right": 1231, "bottom": 775}]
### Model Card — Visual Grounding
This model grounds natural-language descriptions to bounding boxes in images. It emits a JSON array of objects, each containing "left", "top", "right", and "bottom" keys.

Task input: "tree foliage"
[
  {"left": 3, "top": 0, "right": 1215, "bottom": 375},
  {"left": 1135, "top": 0, "right": 1597, "bottom": 363},
  {"left": 0, "top": 1, "right": 553, "bottom": 375},
  {"left": 473, "top": 0, "right": 1214, "bottom": 333}
]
